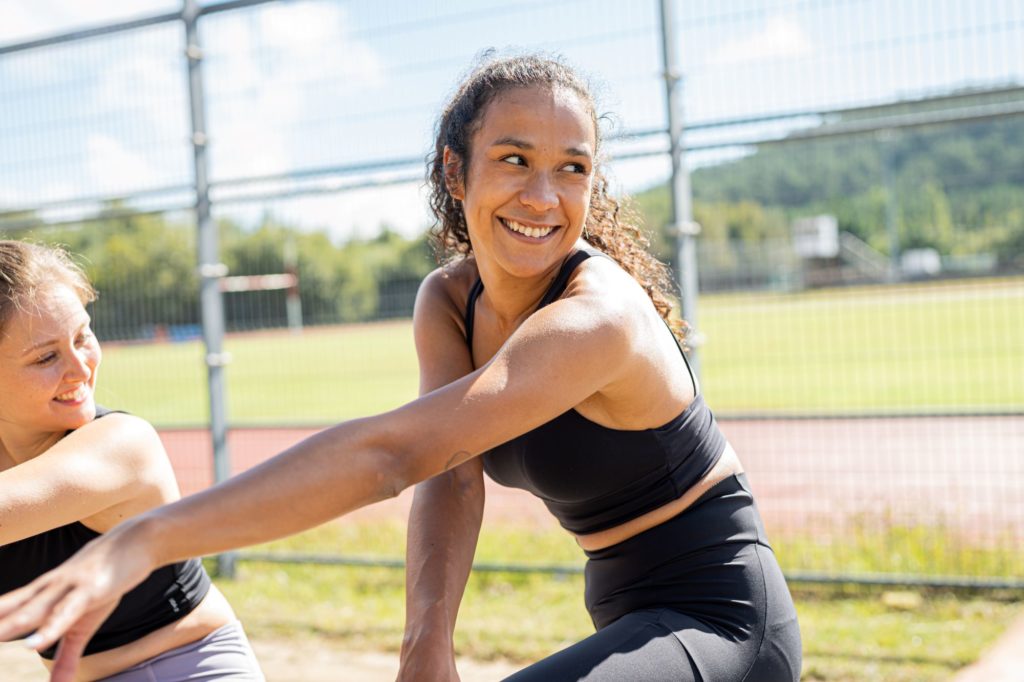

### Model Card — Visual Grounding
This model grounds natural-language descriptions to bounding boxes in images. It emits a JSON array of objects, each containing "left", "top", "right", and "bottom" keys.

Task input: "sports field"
[{"left": 95, "top": 276, "right": 1024, "bottom": 427}]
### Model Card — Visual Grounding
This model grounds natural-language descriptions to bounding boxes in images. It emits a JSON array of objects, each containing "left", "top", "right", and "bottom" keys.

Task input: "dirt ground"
[{"left": 0, "top": 638, "right": 520, "bottom": 681}]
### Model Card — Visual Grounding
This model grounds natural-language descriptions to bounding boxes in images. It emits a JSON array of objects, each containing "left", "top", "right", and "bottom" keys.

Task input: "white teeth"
[
  {"left": 56, "top": 386, "right": 86, "bottom": 402},
  {"left": 504, "top": 219, "right": 554, "bottom": 238}
]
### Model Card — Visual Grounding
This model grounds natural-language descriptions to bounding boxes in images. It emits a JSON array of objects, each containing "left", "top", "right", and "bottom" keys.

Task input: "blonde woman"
[{"left": 0, "top": 240, "right": 263, "bottom": 681}]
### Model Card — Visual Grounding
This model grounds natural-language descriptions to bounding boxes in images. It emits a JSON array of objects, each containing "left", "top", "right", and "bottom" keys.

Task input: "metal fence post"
[
  {"left": 658, "top": 0, "right": 701, "bottom": 377},
  {"left": 183, "top": 0, "right": 235, "bottom": 577},
  {"left": 879, "top": 129, "right": 902, "bottom": 282}
]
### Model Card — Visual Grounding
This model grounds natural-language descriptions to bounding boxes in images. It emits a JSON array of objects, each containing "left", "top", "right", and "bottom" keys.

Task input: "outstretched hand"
[{"left": 0, "top": 522, "right": 155, "bottom": 682}]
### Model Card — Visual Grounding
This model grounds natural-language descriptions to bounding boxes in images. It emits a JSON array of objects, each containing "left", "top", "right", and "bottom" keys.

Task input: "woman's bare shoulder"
[
  {"left": 64, "top": 412, "right": 172, "bottom": 480},
  {"left": 564, "top": 253, "right": 652, "bottom": 318},
  {"left": 0, "top": 413, "right": 175, "bottom": 543},
  {"left": 416, "top": 257, "right": 479, "bottom": 316}
]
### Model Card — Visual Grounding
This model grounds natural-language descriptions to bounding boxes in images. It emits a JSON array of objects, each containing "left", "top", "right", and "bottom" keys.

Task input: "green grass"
[
  {"left": 795, "top": 584, "right": 1020, "bottom": 682},
  {"left": 211, "top": 520, "right": 1023, "bottom": 680},
  {"left": 96, "top": 321, "right": 419, "bottom": 426},
  {"left": 700, "top": 278, "right": 1024, "bottom": 414},
  {"left": 96, "top": 277, "right": 1024, "bottom": 426},
  {"left": 774, "top": 523, "right": 1023, "bottom": 580}
]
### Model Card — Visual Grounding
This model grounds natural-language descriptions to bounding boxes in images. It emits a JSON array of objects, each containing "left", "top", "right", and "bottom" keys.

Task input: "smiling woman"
[{"left": 0, "top": 241, "right": 263, "bottom": 681}]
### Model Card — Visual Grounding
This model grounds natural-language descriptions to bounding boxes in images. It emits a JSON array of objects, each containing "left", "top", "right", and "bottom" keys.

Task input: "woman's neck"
[
  {"left": 0, "top": 426, "right": 64, "bottom": 467},
  {"left": 474, "top": 251, "right": 573, "bottom": 331}
]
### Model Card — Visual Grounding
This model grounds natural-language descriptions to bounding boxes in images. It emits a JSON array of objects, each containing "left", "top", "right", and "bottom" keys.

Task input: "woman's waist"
[
  {"left": 575, "top": 442, "right": 747, "bottom": 552},
  {"left": 44, "top": 586, "right": 237, "bottom": 682}
]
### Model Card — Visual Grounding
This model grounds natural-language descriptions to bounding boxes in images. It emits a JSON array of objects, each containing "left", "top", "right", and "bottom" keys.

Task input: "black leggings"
[{"left": 504, "top": 474, "right": 802, "bottom": 682}]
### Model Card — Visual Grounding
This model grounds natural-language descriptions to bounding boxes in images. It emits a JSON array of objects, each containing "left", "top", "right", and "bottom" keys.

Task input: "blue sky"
[{"left": 2, "top": 0, "right": 1022, "bottom": 241}]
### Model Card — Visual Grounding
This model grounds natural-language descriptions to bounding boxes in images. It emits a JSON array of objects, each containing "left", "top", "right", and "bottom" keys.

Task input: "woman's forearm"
[
  {"left": 141, "top": 416, "right": 409, "bottom": 568},
  {"left": 402, "top": 465, "right": 485, "bottom": 641},
  {"left": 399, "top": 464, "right": 485, "bottom": 678}
]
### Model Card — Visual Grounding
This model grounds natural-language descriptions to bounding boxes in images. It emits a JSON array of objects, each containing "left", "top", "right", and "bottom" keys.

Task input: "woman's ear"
[{"left": 442, "top": 146, "right": 465, "bottom": 201}]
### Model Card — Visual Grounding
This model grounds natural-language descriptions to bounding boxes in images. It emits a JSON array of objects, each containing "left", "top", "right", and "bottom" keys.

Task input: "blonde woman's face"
[{"left": 0, "top": 283, "right": 100, "bottom": 435}]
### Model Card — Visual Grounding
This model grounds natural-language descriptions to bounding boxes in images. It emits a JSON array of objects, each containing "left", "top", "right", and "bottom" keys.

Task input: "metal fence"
[{"left": 2, "top": 0, "right": 1022, "bottom": 587}]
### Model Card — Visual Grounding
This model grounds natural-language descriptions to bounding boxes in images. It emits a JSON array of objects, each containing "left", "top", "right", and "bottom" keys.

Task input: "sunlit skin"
[{"left": 0, "top": 284, "right": 100, "bottom": 464}]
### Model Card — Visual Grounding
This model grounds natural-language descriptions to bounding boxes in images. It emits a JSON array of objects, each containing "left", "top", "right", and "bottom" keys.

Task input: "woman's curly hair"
[{"left": 426, "top": 53, "right": 685, "bottom": 341}]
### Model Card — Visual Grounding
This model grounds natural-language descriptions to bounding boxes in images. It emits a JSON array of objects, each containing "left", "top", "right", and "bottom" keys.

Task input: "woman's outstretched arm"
[{"left": 0, "top": 276, "right": 636, "bottom": 680}]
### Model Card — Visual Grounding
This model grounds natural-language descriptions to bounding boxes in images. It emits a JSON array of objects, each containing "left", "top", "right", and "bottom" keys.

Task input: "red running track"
[{"left": 159, "top": 415, "right": 1024, "bottom": 537}]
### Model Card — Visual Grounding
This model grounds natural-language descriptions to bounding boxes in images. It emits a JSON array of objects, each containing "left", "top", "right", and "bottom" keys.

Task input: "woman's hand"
[{"left": 0, "top": 519, "right": 156, "bottom": 682}]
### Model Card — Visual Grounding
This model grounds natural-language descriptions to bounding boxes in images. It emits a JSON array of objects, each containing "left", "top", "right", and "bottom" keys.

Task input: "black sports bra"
[
  {"left": 0, "top": 407, "right": 212, "bottom": 659},
  {"left": 468, "top": 248, "right": 727, "bottom": 535}
]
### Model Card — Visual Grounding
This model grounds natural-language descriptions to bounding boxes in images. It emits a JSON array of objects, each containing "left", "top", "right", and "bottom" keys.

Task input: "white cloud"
[
  {"left": 264, "top": 182, "right": 432, "bottom": 243},
  {"left": 709, "top": 16, "right": 813, "bottom": 66},
  {"left": 85, "top": 134, "right": 160, "bottom": 193},
  {"left": 0, "top": 186, "right": 22, "bottom": 210},
  {"left": 206, "top": 1, "right": 386, "bottom": 180}
]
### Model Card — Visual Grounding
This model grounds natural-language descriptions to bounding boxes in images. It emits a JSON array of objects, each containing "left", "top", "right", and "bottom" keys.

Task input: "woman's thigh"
[{"left": 503, "top": 609, "right": 701, "bottom": 682}]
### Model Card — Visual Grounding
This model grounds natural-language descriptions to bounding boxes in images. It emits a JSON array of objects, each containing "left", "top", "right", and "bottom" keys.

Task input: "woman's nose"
[
  {"left": 519, "top": 172, "right": 559, "bottom": 212},
  {"left": 64, "top": 347, "right": 94, "bottom": 381}
]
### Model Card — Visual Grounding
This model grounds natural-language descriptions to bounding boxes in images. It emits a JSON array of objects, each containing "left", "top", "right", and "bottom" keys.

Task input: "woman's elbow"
[
  {"left": 377, "top": 443, "right": 461, "bottom": 500},
  {"left": 372, "top": 448, "right": 421, "bottom": 501}
]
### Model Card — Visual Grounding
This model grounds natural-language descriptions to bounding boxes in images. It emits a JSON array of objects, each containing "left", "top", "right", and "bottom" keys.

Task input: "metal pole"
[
  {"left": 658, "top": 0, "right": 701, "bottom": 377},
  {"left": 183, "top": 0, "right": 235, "bottom": 577},
  {"left": 284, "top": 235, "right": 303, "bottom": 333},
  {"left": 879, "top": 129, "right": 902, "bottom": 282}
]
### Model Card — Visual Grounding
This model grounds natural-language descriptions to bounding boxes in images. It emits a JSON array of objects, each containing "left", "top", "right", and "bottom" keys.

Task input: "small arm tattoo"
[{"left": 444, "top": 450, "right": 472, "bottom": 471}]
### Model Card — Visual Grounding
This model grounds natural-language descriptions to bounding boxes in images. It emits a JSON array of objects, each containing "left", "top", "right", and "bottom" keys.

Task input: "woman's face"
[
  {"left": 450, "top": 85, "right": 596, "bottom": 281},
  {"left": 0, "top": 283, "right": 100, "bottom": 435}
]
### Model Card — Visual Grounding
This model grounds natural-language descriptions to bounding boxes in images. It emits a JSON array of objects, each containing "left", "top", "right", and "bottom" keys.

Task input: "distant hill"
[{"left": 633, "top": 90, "right": 1024, "bottom": 270}]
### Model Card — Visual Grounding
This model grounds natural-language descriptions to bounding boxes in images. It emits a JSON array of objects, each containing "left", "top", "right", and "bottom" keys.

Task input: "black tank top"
[
  {"left": 0, "top": 407, "right": 212, "bottom": 659},
  {"left": 468, "top": 248, "right": 727, "bottom": 535}
]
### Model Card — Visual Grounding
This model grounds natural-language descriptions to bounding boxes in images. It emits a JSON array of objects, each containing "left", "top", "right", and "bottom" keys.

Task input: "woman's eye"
[
  {"left": 563, "top": 162, "right": 589, "bottom": 174},
  {"left": 501, "top": 154, "right": 526, "bottom": 166},
  {"left": 35, "top": 353, "right": 56, "bottom": 365},
  {"left": 75, "top": 329, "right": 93, "bottom": 346}
]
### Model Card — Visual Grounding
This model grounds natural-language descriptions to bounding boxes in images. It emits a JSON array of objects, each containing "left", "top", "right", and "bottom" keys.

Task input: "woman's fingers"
[
  {"left": 28, "top": 585, "right": 97, "bottom": 653},
  {"left": 48, "top": 601, "right": 115, "bottom": 682},
  {"left": 0, "top": 580, "right": 68, "bottom": 644},
  {"left": 0, "top": 569, "right": 113, "bottom": 654},
  {"left": 0, "top": 570, "right": 118, "bottom": 682}
]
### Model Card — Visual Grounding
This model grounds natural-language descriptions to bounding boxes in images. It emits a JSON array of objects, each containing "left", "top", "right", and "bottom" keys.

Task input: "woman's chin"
[{"left": 52, "top": 399, "right": 97, "bottom": 429}]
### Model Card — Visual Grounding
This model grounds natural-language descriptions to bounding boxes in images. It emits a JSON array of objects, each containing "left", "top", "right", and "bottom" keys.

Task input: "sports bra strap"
[
  {"left": 464, "top": 277, "right": 485, "bottom": 349},
  {"left": 536, "top": 248, "right": 594, "bottom": 308}
]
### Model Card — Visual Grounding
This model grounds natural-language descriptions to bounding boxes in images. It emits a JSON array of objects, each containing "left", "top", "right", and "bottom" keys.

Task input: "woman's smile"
[
  {"left": 499, "top": 217, "right": 559, "bottom": 240},
  {"left": 54, "top": 383, "right": 91, "bottom": 405}
]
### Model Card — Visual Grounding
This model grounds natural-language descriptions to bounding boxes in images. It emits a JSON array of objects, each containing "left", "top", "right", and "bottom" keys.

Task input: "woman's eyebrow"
[
  {"left": 491, "top": 136, "right": 533, "bottom": 149},
  {"left": 20, "top": 318, "right": 91, "bottom": 356},
  {"left": 491, "top": 136, "right": 592, "bottom": 158},
  {"left": 20, "top": 338, "right": 57, "bottom": 356}
]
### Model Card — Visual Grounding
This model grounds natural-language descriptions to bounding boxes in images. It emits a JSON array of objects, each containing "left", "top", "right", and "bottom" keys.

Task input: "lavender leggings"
[{"left": 97, "top": 621, "right": 264, "bottom": 681}]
